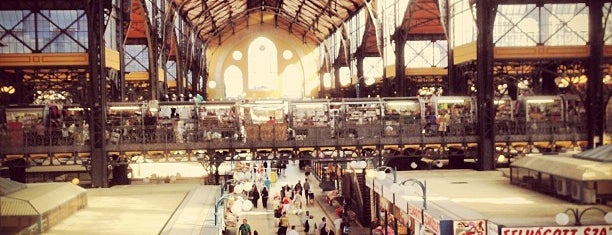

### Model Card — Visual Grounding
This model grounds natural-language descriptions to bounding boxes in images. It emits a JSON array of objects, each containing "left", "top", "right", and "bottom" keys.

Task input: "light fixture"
[
  {"left": 555, "top": 207, "right": 612, "bottom": 226},
  {"left": 233, "top": 184, "right": 244, "bottom": 193},
  {"left": 365, "top": 169, "right": 376, "bottom": 178},
  {"left": 349, "top": 160, "right": 367, "bottom": 170},
  {"left": 497, "top": 154, "right": 506, "bottom": 163},
  {"left": 243, "top": 181, "right": 254, "bottom": 191},
  {"left": 376, "top": 171, "right": 387, "bottom": 180}
]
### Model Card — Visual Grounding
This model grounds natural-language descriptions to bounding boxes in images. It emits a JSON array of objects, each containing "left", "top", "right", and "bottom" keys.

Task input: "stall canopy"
[
  {"left": 573, "top": 144, "right": 612, "bottom": 162},
  {"left": 511, "top": 151, "right": 612, "bottom": 181}
]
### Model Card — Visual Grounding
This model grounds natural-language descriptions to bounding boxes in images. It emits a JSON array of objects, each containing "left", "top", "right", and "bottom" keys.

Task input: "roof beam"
[
  {"left": 302, "top": 0, "right": 334, "bottom": 41},
  {"left": 289, "top": 0, "right": 307, "bottom": 33},
  {"left": 494, "top": 0, "right": 587, "bottom": 4},
  {"left": 202, "top": 1, "right": 219, "bottom": 36},
  {"left": 274, "top": 0, "right": 284, "bottom": 27}
]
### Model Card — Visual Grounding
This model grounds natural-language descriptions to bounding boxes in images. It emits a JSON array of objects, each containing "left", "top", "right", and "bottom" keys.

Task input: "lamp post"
[
  {"left": 214, "top": 193, "right": 254, "bottom": 226},
  {"left": 390, "top": 179, "right": 427, "bottom": 210},
  {"left": 390, "top": 178, "right": 427, "bottom": 235},
  {"left": 555, "top": 207, "right": 612, "bottom": 226},
  {"left": 220, "top": 170, "right": 253, "bottom": 194}
]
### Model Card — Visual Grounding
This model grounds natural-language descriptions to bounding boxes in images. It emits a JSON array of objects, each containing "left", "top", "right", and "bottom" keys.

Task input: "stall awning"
[
  {"left": 511, "top": 154, "right": 612, "bottom": 181},
  {"left": 574, "top": 144, "right": 612, "bottom": 162}
]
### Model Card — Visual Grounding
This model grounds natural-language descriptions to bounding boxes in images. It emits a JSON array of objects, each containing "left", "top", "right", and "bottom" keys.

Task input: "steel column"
[
  {"left": 334, "top": 63, "right": 341, "bottom": 96},
  {"left": 356, "top": 52, "right": 365, "bottom": 98},
  {"left": 87, "top": 0, "right": 109, "bottom": 187},
  {"left": 394, "top": 32, "right": 406, "bottom": 97},
  {"left": 475, "top": 0, "right": 496, "bottom": 170},
  {"left": 586, "top": 0, "right": 604, "bottom": 148},
  {"left": 119, "top": 1, "right": 128, "bottom": 102}
]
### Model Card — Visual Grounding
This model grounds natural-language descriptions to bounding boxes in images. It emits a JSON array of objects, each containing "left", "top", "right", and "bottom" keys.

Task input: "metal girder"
[
  {"left": 288, "top": 0, "right": 307, "bottom": 33},
  {"left": 86, "top": 0, "right": 109, "bottom": 188},
  {"left": 495, "top": 0, "right": 587, "bottom": 4},
  {"left": 275, "top": 0, "right": 284, "bottom": 27},
  {"left": 0, "top": 0, "right": 87, "bottom": 10},
  {"left": 476, "top": 0, "right": 497, "bottom": 171},
  {"left": 586, "top": 0, "right": 605, "bottom": 148},
  {"left": 302, "top": 0, "right": 335, "bottom": 42},
  {"left": 202, "top": 0, "right": 220, "bottom": 36},
  {"left": 394, "top": 32, "right": 407, "bottom": 96}
]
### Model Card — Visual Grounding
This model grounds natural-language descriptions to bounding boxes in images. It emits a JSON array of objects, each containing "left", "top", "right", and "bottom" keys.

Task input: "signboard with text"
[
  {"left": 408, "top": 204, "right": 423, "bottom": 223},
  {"left": 501, "top": 225, "right": 612, "bottom": 235},
  {"left": 453, "top": 220, "right": 486, "bottom": 235},
  {"left": 423, "top": 211, "right": 441, "bottom": 234}
]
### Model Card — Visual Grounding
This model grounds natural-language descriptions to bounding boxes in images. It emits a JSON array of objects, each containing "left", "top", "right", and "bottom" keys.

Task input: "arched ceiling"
[{"left": 170, "top": 0, "right": 366, "bottom": 47}]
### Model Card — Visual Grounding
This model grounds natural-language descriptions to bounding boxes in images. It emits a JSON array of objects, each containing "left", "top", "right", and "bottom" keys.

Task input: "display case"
[
  {"left": 289, "top": 99, "right": 329, "bottom": 127},
  {"left": 342, "top": 98, "right": 383, "bottom": 125},
  {"left": 382, "top": 97, "right": 423, "bottom": 125},
  {"left": 240, "top": 100, "right": 287, "bottom": 124},
  {"left": 432, "top": 96, "right": 475, "bottom": 122},
  {"left": 197, "top": 101, "right": 238, "bottom": 128},
  {"left": 521, "top": 96, "right": 563, "bottom": 122},
  {"left": 494, "top": 97, "right": 515, "bottom": 121}
]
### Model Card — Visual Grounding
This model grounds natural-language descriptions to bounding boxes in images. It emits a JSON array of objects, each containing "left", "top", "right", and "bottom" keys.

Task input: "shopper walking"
[
  {"left": 238, "top": 219, "right": 252, "bottom": 235},
  {"left": 261, "top": 186, "right": 269, "bottom": 209}
]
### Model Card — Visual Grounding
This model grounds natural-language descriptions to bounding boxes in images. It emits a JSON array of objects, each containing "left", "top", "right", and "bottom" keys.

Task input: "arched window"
[
  {"left": 248, "top": 37, "right": 278, "bottom": 90},
  {"left": 224, "top": 65, "right": 244, "bottom": 98},
  {"left": 281, "top": 64, "right": 303, "bottom": 98}
]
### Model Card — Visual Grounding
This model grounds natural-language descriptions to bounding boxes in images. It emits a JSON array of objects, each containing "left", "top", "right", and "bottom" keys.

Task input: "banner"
[{"left": 501, "top": 225, "right": 612, "bottom": 235}]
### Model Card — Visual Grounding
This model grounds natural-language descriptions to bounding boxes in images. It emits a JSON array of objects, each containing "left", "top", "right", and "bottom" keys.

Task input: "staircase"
[{"left": 344, "top": 171, "right": 371, "bottom": 227}]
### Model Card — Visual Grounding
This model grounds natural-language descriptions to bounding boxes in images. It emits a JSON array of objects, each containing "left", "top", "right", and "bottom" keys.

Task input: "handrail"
[{"left": 351, "top": 170, "right": 366, "bottom": 220}]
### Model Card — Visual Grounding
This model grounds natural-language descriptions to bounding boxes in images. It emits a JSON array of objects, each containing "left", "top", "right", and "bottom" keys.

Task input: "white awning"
[{"left": 511, "top": 154, "right": 612, "bottom": 181}]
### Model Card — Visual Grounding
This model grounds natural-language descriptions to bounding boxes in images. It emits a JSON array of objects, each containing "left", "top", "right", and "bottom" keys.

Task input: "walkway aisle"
[
  {"left": 160, "top": 185, "right": 218, "bottom": 235},
  {"left": 233, "top": 162, "right": 333, "bottom": 235}
]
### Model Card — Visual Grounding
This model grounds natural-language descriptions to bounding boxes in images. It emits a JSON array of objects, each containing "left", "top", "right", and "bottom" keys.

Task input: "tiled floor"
[{"left": 42, "top": 162, "right": 362, "bottom": 235}]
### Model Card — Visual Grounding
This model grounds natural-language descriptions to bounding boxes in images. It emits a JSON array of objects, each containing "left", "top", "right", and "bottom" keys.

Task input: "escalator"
[{"left": 342, "top": 171, "right": 371, "bottom": 226}]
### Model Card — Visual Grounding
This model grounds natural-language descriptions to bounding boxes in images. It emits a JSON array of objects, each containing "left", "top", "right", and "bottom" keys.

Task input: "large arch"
[{"left": 247, "top": 37, "right": 278, "bottom": 91}]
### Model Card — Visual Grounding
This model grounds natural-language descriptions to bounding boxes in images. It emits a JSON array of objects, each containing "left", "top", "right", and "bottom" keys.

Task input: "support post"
[
  {"left": 475, "top": 0, "right": 496, "bottom": 171},
  {"left": 87, "top": 0, "right": 109, "bottom": 187},
  {"left": 356, "top": 51, "right": 365, "bottom": 98},
  {"left": 394, "top": 32, "right": 406, "bottom": 97},
  {"left": 586, "top": 0, "right": 604, "bottom": 148}
]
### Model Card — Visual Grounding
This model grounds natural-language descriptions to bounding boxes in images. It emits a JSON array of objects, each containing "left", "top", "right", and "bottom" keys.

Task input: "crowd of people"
[{"left": 225, "top": 159, "right": 357, "bottom": 235}]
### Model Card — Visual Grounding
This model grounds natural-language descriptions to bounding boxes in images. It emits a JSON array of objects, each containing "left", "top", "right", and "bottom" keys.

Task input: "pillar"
[
  {"left": 475, "top": 0, "right": 496, "bottom": 171},
  {"left": 586, "top": 0, "right": 604, "bottom": 148}
]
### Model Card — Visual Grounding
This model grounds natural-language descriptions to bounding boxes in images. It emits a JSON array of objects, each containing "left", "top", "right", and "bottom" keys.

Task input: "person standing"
[
  {"left": 305, "top": 215, "right": 316, "bottom": 235},
  {"left": 287, "top": 225, "right": 299, "bottom": 235},
  {"left": 303, "top": 179, "right": 311, "bottom": 205},
  {"left": 261, "top": 186, "right": 269, "bottom": 209},
  {"left": 249, "top": 185, "right": 260, "bottom": 208},
  {"left": 238, "top": 219, "right": 252, "bottom": 235},
  {"left": 278, "top": 212, "right": 290, "bottom": 235},
  {"left": 264, "top": 177, "right": 271, "bottom": 190},
  {"left": 319, "top": 217, "right": 328, "bottom": 235}
]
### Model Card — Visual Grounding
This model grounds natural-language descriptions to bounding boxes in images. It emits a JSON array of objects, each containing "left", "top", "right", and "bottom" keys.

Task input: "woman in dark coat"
[
  {"left": 250, "top": 185, "right": 261, "bottom": 208},
  {"left": 261, "top": 186, "right": 269, "bottom": 208}
]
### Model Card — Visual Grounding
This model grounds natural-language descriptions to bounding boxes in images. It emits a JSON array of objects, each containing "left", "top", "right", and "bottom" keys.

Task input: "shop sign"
[
  {"left": 501, "top": 225, "right": 612, "bottom": 235},
  {"left": 453, "top": 220, "right": 486, "bottom": 235},
  {"left": 423, "top": 211, "right": 441, "bottom": 234},
  {"left": 408, "top": 204, "right": 423, "bottom": 223}
]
